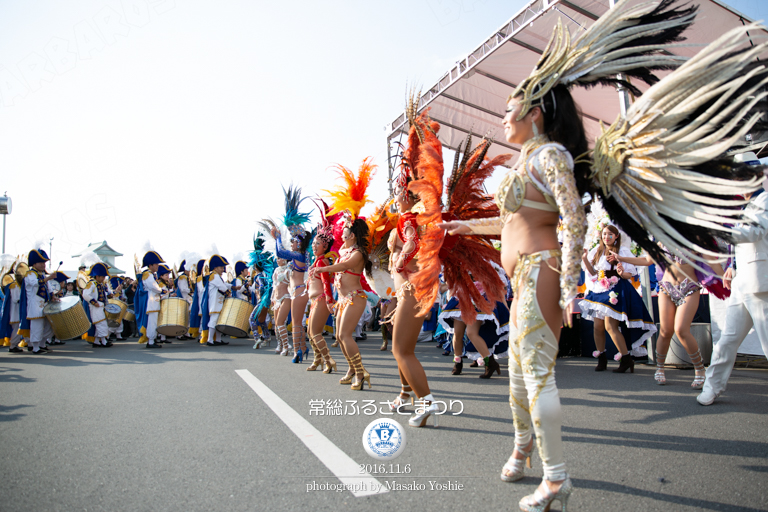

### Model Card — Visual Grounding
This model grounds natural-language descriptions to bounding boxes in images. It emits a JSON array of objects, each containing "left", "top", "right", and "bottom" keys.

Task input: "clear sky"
[{"left": 1, "top": 0, "right": 766, "bottom": 275}]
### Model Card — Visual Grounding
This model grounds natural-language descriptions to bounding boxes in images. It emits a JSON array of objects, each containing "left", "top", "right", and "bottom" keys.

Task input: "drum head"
[
  {"left": 43, "top": 296, "right": 80, "bottom": 314},
  {"left": 105, "top": 304, "right": 122, "bottom": 314}
]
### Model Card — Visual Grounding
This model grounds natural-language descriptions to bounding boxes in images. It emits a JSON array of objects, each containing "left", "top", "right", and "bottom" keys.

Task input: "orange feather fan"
[
  {"left": 410, "top": 127, "right": 513, "bottom": 323},
  {"left": 366, "top": 201, "right": 399, "bottom": 275},
  {"left": 323, "top": 157, "right": 376, "bottom": 219},
  {"left": 366, "top": 201, "right": 399, "bottom": 250},
  {"left": 406, "top": 110, "right": 445, "bottom": 316},
  {"left": 441, "top": 135, "right": 512, "bottom": 323}
]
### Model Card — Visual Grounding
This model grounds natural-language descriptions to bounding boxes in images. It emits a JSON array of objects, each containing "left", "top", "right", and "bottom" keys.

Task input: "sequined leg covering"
[
  {"left": 509, "top": 250, "right": 567, "bottom": 482},
  {"left": 312, "top": 333, "right": 336, "bottom": 373},
  {"left": 338, "top": 340, "right": 354, "bottom": 384},
  {"left": 349, "top": 352, "right": 371, "bottom": 390},
  {"left": 307, "top": 335, "right": 322, "bottom": 370},
  {"left": 276, "top": 325, "right": 290, "bottom": 355},
  {"left": 292, "top": 327, "right": 304, "bottom": 358}
]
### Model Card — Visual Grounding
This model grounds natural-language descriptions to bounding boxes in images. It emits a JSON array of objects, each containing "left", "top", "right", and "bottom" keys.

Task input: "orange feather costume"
[{"left": 404, "top": 104, "right": 512, "bottom": 324}]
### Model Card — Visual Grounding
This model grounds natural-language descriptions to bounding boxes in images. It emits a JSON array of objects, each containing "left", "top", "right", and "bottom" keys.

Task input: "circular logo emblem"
[{"left": 362, "top": 418, "right": 406, "bottom": 460}]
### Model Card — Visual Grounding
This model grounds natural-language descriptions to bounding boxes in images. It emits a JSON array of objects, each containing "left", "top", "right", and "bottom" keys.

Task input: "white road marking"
[{"left": 235, "top": 369, "right": 388, "bottom": 497}]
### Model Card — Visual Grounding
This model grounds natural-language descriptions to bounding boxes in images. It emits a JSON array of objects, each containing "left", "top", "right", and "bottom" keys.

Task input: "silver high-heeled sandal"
[
  {"left": 500, "top": 440, "right": 534, "bottom": 482},
  {"left": 654, "top": 350, "right": 666, "bottom": 385},
  {"left": 408, "top": 394, "right": 439, "bottom": 428},
  {"left": 519, "top": 477, "right": 573, "bottom": 512}
]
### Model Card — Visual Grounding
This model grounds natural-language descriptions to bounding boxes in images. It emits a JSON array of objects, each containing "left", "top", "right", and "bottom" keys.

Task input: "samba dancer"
[
  {"left": 305, "top": 201, "right": 339, "bottom": 372},
  {"left": 267, "top": 186, "right": 312, "bottom": 363},
  {"left": 310, "top": 159, "right": 376, "bottom": 390},
  {"left": 248, "top": 235, "right": 275, "bottom": 349},
  {"left": 309, "top": 213, "right": 373, "bottom": 390},
  {"left": 271, "top": 258, "right": 291, "bottom": 355}
]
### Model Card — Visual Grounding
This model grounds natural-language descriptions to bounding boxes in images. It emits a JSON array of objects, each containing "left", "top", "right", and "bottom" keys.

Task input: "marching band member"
[
  {"left": 232, "top": 261, "right": 250, "bottom": 301},
  {"left": 83, "top": 262, "right": 113, "bottom": 348},
  {"left": 19, "top": 248, "right": 57, "bottom": 354},
  {"left": 139, "top": 250, "right": 166, "bottom": 349},
  {"left": 108, "top": 276, "right": 126, "bottom": 341},
  {"left": 48, "top": 271, "right": 70, "bottom": 345},
  {"left": 1, "top": 267, "right": 23, "bottom": 352},
  {"left": 206, "top": 254, "right": 231, "bottom": 346},
  {"left": 156, "top": 264, "right": 173, "bottom": 344},
  {"left": 189, "top": 259, "right": 206, "bottom": 341},
  {"left": 174, "top": 259, "right": 194, "bottom": 340},
  {"left": 176, "top": 259, "right": 193, "bottom": 305}
]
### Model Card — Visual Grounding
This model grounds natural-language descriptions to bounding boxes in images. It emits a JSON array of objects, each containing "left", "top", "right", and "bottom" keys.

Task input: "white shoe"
[{"left": 697, "top": 389, "right": 720, "bottom": 406}]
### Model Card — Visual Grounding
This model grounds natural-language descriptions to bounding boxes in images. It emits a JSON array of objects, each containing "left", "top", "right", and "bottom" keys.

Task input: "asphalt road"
[{"left": 1, "top": 332, "right": 766, "bottom": 512}]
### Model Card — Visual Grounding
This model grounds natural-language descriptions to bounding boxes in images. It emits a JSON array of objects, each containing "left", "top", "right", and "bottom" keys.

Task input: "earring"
[{"left": 532, "top": 122, "right": 540, "bottom": 138}]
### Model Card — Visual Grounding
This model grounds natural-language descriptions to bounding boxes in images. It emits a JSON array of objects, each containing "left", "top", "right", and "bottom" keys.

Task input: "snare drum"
[
  {"left": 43, "top": 296, "right": 91, "bottom": 340},
  {"left": 216, "top": 297, "right": 253, "bottom": 337},
  {"left": 105, "top": 298, "right": 128, "bottom": 327},
  {"left": 124, "top": 308, "right": 136, "bottom": 322},
  {"left": 157, "top": 297, "right": 189, "bottom": 336}
]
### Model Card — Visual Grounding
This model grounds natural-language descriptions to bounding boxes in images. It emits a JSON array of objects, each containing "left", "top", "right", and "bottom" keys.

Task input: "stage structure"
[{"left": 385, "top": 0, "right": 768, "bottom": 193}]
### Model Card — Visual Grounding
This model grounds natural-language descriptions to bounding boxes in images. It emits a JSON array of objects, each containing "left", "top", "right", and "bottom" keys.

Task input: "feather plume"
[
  {"left": 440, "top": 136, "right": 511, "bottom": 323},
  {"left": 592, "top": 23, "right": 768, "bottom": 273},
  {"left": 281, "top": 185, "right": 312, "bottom": 233},
  {"left": 140, "top": 240, "right": 154, "bottom": 254},
  {"left": 1, "top": 253, "right": 15, "bottom": 269},
  {"left": 323, "top": 158, "right": 376, "bottom": 219},
  {"left": 365, "top": 201, "right": 399, "bottom": 274},
  {"left": 407, "top": 109, "right": 445, "bottom": 316},
  {"left": 79, "top": 251, "right": 103, "bottom": 268}
]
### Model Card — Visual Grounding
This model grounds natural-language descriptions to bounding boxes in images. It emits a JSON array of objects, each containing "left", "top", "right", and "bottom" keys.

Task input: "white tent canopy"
[{"left": 386, "top": 0, "right": 768, "bottom": 188}]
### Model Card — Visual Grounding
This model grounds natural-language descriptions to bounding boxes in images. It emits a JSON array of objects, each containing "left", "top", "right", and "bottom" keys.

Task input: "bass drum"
[
  {"left": 216, "top": 297, "right": 253, "bottom": 338},
  {"left": 106, "top": 298, "right": 128, "bottom": 327},
  {"left": 43, "top": 296, "right": 91, "bottom": 340},
  {"left": 157, "top": 297, "right": 189, "bottom": 336}
]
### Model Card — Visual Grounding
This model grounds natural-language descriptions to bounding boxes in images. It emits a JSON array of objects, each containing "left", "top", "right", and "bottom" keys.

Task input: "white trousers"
[
  {"left": 209, "top": 312, "right": 220, "bottom": 341},
  {"left": 508, "top": 252, "right": 567, "bottom": 482},
  {"left": 108, "top": 321, "right": 123, "bottom": 336},
  {"left": 703, "top": 292, "right": 768, "bottom": 396},
  {"left": 93, "top": 320, "right": 109, "bottom": 338},
  {"left": 146, "top": 312, "right": 158, "bottom": 344},
  {"left": 9, "top": 323, "right": 22, "bottom": 348},
  {"left": 30, "top": 318, "right": 53, "bottom": 350}
]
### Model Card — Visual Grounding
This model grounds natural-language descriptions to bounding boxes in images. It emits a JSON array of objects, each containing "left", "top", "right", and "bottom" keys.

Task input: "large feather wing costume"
[
  {"left": 439, "top": 135, "right": 512, "bottom": 324},
  {"left": 590, "top": 23, "right": 768, "bottom": 272}
]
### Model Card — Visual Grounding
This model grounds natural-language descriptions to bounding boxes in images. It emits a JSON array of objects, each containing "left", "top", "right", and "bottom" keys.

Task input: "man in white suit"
[{"left": 698, "top": 155, "right": 768, "bottom": 405}]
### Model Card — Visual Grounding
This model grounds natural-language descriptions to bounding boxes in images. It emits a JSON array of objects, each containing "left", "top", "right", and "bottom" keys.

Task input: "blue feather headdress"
[
  {"left": 282, "top": 185, "right": 312, "bottom": 240},
  {"left": 248, "top": 233, "right": 276, "bottom": 275}
]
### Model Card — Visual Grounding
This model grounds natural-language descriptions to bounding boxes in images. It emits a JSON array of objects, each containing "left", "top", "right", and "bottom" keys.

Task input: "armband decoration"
[
  {"left": 396, "top": 216, "right": 419, "bottom": 273},
  {"left": 460, "top": 217, "right": 503, "bottom": 235},
  {"left": 540, "top": 146, "right": 586, "bottom": 308}
]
